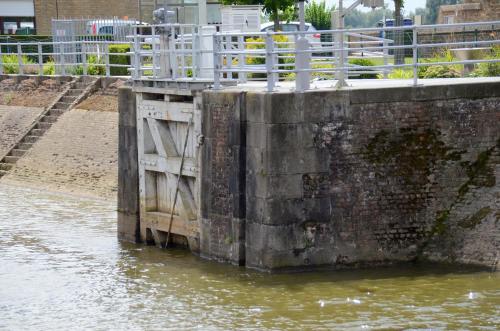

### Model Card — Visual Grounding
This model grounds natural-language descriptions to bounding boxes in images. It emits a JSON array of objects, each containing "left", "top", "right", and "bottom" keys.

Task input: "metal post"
[
  {"left": 333, "top": 4, "right": 346, "bottom": 87},
  {"left": 152, "top": 27, "right": 158, "bottom": 78},
  {"left": 180, "top": 26, "right": 186, "bottom": 78},
  {"left": 105, "top": 42, "right": 110, "bottom": 76},
  {"left": 192, "top": 27, "right": 199, "bottom": 79},
  {"left": 226, "top": 34, "right": 232, "bottom": 80},
  {"left": 265, "top": 32, "right": 275, "bottom": 92},
  {"left": 17, "top": 43, "right": 23, "bottom": 75},
  {"left": 0, "top": 44, "right": 3, "bottom": 75},
  {"left": 169, "top": 33, "right": 177, "bottom": 79},
  {"left": 38, "top": 42, "right": 43, "bottom": 75},
  {"left": 61, "top": 42, "right": 66, "bottom": 76},
  {"left": 383, "top": 39, "right": 388, "bottom": 79},
  {"left": 134, "top": 34, "right": 141, "bottom": 78},
  {"left": 82, "top": 42, "right": 88, "bottom": 75},
  {"left": 412, "top": 26, "right": 418, "bottom": 86},
  {"left": 213, "top": 34, "right": 221, "bottom": 90},
  {"left": 238, "top": 35, "right": 247, "bottom": 83}
]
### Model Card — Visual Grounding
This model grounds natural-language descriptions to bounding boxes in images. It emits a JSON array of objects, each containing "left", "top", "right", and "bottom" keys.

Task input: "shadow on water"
[{"left": 118, "top": 241, "right": 495, "bottom": 288}]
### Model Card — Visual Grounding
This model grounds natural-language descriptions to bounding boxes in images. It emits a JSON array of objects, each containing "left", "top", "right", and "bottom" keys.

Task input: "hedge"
[{"left": 109, "top": 44, "right": 131, "bottom": 76}]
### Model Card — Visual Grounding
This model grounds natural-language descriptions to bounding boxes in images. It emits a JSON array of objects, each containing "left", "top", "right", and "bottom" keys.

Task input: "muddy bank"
[
  {"left": 2, "top": 108, "right": 118, "bottom": 200},
  {"left": 0, "top": 78, "right": 69, "bottom": 108}
]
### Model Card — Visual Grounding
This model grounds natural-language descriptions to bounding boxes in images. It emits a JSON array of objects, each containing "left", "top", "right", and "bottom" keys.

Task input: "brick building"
[
  {"left": 0, "top": 0, "right": 35, "bottom": 34},
  {"left": 438, "top": 0, "right": 500, "bottom": 24}
]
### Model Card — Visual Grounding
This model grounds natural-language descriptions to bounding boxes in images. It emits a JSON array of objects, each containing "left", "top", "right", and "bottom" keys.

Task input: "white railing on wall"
[
  {"left": 1, "top": 21, "right": 499, "bottom": 91},
  {"left": 0, "top": 40, "right": 132, "bottom": 77}
]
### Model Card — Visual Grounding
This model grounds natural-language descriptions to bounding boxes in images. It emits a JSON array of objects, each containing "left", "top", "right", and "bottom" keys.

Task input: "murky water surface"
[{"left": 0, "top": 184, "right": 498, "bottom": 330}]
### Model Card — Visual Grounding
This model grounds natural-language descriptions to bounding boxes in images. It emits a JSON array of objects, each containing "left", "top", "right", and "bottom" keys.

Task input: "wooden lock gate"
[{"left": 135, "top": 81, "right": 208, "bottom": 251}]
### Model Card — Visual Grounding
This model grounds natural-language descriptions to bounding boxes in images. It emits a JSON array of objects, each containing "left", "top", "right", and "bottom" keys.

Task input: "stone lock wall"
[{"left": 200, "top": 82, "right": 499, "bottom": 271}]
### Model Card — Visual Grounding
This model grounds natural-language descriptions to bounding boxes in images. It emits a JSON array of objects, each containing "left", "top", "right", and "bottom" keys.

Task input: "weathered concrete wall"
[
  {"left": 3, "top": 109, "right": 118, "bottom": 199},
  {"left": 117, "top": 86, "right": 140, "bottom": 243},
  {"left": 201, "top": 81, "right": 499, "bottom": 271},
  {"left": 200, "top": 92, "right": 246, "bottom": 265},
  {"left": 0, "top": 105, "right": 44, "bottom": 158}
]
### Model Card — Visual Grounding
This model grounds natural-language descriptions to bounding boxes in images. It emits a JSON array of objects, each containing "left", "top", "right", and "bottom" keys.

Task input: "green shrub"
[
  {"left": 43, "top": 61, "right": 55, "bottom": 75},
  {"left": 70, "top": 55, "right": 106, "bottom": 76},
  {"left": 420, "top": 65, "right": 460, "bottom": 78},
  {"left": 1, "top": 54, "right": 34, "bottom": 74},
  {"left": 109, "top": 44, "right": 131, "bottom": 76},
  {"left": 244, "top": 34, "right": 291, "bottom": 79},
  {"left": 418, "top": 49, "right": 461, "bottom": 78},
  {"left": 470, "top": 46, "right": 500, "bottom": 77},
  {"left": 386, "top": 68, "right": 414, "bottom": 79},
  {"left": 348, "top": 58, "right": 378, "bottom": 79}
]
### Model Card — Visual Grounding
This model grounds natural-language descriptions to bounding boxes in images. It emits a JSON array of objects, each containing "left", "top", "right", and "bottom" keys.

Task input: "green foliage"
[
  {"left": 386, "top": 68, "right": 414, "bottom": 79},
  {"left": 109, "top": 44, "right": 131, "bottom": 76},
  {"left": 348, "top": 58, "right": 378, "bottom": 79},
  {"left": 70, "top": 55, "right": 106, "bottom": 76},
  {"left": 43, "top": 61, "right": 55, "bottom": 75},
  {"left": 305, "top": 1, "right": 332, "bottom": 30},
  {"left": 470, "top": 46, "right": 500, "bottom": 78},
  {"left": 1, "top": 54, "right": 34, "bottom": 74},
  {"left": 419, "top": 49, "right": 461, "bottom": 78},
  {"left": 421, "top": 65, "right": 460, "bottom": 78}
]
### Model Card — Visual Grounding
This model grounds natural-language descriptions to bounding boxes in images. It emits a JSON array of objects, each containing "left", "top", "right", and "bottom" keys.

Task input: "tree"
[
  {"left": 393, "top": 0, "right": 405, "bottom": 65},
  {"left": 305, "top": 0, "right": 333, "bottom": 30},
  {"left": 222, "top": 0, "right": 296, "bottom": 31}
]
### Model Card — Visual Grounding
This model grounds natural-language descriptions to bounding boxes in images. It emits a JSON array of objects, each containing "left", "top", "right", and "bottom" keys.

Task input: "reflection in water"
[{"left": 0, "top": 183, "right": 498, "bottom": 330}]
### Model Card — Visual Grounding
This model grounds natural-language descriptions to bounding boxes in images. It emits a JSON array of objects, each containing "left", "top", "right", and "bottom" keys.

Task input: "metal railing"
[
  {"left": 1, "top": 21, "right": 499, "bottom": 91},
  {"left": 0, "top": 40, "right": 132, "bottom": 76},
  {"left": 213, "top": 21, "right": 500, "bottom": 91}
]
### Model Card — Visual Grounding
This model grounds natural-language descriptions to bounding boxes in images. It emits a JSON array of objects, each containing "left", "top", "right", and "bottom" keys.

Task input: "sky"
[{"left": 324, "top": 0, "right": 427, "bottom": 14}]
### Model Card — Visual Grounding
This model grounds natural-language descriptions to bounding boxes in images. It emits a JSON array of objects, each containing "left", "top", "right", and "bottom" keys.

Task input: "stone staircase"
[{"left": 0, "top": 77, "right": 98, "bottom": 178}]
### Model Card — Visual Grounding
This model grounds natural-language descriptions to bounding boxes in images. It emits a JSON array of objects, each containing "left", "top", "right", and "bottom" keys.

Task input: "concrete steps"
[
  {"left": 0, "top": 77, "right": 98, "bottom": 180},
  {"left": 17, "top": 143, "right": 33, "bottom": 150},
  {"left": 0, "top": 163, "right": 13, "bottom": 171},
  {"left": 3, "top": 156, "right": 19, "bottom": 164},
  {"left": 23, "top": 135, "right": 39, "bottom": 144},
  {"left": 10, "top": 149, "right": 27, "bottom": 157},
  {"left": 41, "top": 115, "right": 59, "bottom": 123}
]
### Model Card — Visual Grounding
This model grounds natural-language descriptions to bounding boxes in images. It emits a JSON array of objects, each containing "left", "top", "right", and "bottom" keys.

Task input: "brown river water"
[{"left": 0, "top": 183, "right": 498, "bottom": 330}]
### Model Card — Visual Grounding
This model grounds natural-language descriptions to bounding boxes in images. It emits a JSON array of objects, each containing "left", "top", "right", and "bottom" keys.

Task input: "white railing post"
[
  {"left": 192, "top": 27, "right": 200, "bottom": 79},
  {"left": 133, "top": 34, "right": 141, "bottom": 79},
  {"left": 295, "top": 32, "right": 311, "bottom": 92},
  {"left": 412, "top": 26, "right": 418, "bottom": 86},
  {"left": 180, "top": 26, "right": 186, "bottom": 78},
  {"left": 213, "top": 33, "right": 221, "bottom": 90},
  {"left": 152, "top": 27, "right": 158, "bottom": 78},
  {"left": 0, "top": 44, "right": 3, "bottom": 75},
  {"left": 82, "top": 42, "right": 88, "bottom": 75},
  {"left": 61, "top": 42, "right": 66, "bottom": 76},
  {"left": 17, "top": 43, "right": 23, "bottom": 75},
  {"left": 383, "top": 39, "right": 389, "bottom": 79},
  {"left": 38, "top": 42, "right": 43, "bottom": 75},
  {"left": 105, "top": 42, "right": 110, "bottom": 76},
  {"left": 238, "top": 35, "right": 247, "bottom": 83},
  {"left": 226, "top": 34, "right": 232, "bottom": 80},
  {"left": 170, "top": 33, "right": 177, "bottom": 80},
  {"left": 265, "top": 32, "right": 275, "bottom": 92}
]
